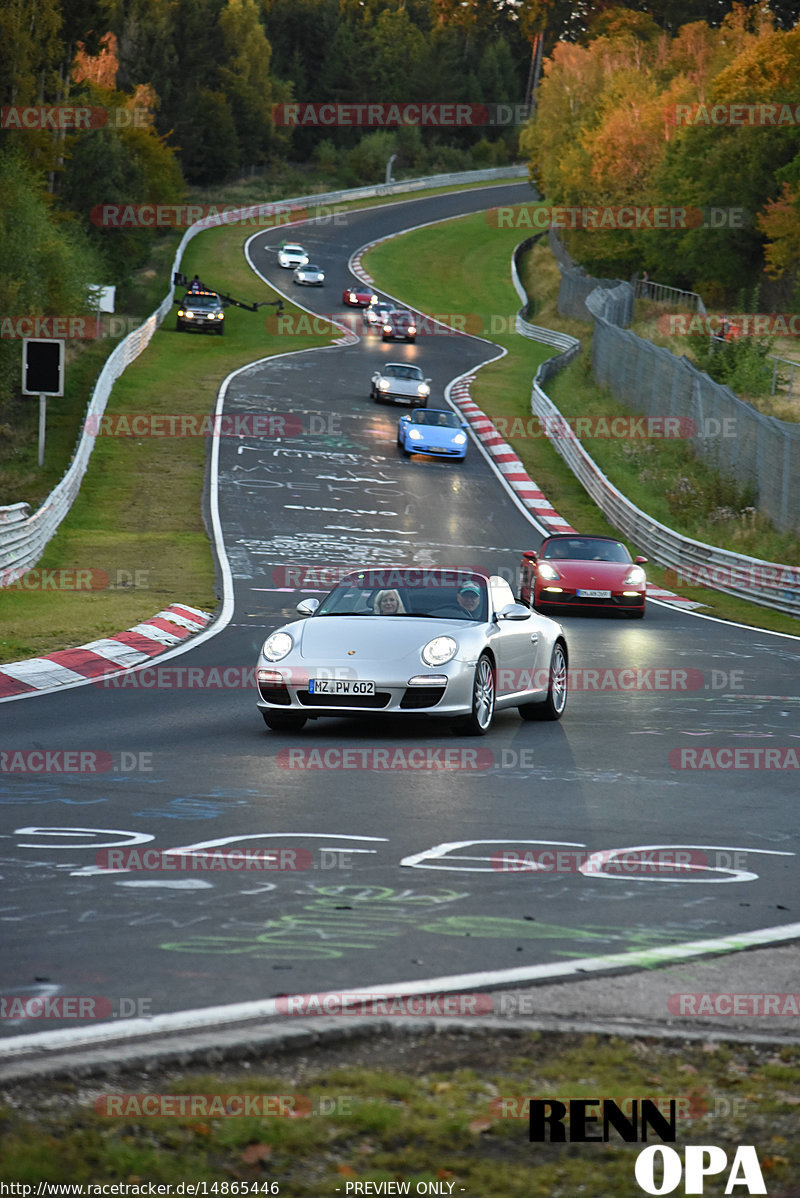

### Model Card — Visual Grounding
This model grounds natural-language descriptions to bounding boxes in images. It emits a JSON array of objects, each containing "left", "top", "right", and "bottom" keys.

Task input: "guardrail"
[
  {"left": 634, "top": 278, "right": 706, "bottom": 312},
  {"left": 0, "top": 166, "right": 528, "bottom": 586},
  {"left": 769, "top": 353, "right": 800, "bottom": 397},
  {"left": 510, "top": 236, "right": 580, "bottom": 355},
  {"left": 511, "top": 243, "right": 800, "bottom": 618}
]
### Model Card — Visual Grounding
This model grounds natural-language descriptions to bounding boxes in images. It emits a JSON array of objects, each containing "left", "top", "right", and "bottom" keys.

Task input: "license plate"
[
  {"left": 577, "top": 589, "right": 611, "bottom": 599},
  {"left": 309, "top": 678, "right": 375, "bottom": 695}
]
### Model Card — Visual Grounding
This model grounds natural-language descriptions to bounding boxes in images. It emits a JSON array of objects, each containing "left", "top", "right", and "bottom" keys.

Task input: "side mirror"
[
  {"left": 497, "top": 602, "right": 531, "bottom": 621},
  {"left": 635, "top": 556, "right": 648, "bottom": 564},
  {"left": 296, "top": 598, "right": 320, "bottom": 616},
  {"left": 522, "top": 550, "right": 538, "bottom": 563}
]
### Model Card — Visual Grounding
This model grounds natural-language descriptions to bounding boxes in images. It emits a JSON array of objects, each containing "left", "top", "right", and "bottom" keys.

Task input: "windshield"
[
  {"left": 283, "top": 245, "right": 304, "bottom": 254},
  {"left": 411, "top": 410, "right": 460, "bottom": 428},
  {"left": 385, "top": 366, "right": 422, "bottom": 380},
  {"left": 314, "top": 570, "right": 487, "bottom": 622},
  {"left": 542, "top": 538, "right": 632, "bottom": 563}
]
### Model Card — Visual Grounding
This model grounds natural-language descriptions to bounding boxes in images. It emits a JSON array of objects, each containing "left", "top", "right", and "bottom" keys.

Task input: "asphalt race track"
[{"left": 1, "top": 182, "right": 798, "bottom": 1043}]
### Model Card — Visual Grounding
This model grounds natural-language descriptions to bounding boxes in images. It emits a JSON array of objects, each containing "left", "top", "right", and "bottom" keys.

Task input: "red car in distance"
[
  {"left": 343, "top": 284, "right": 378, "bottom": 307},
  {"left": 519, "top": 534, "right": 647, "bottom": 619}
]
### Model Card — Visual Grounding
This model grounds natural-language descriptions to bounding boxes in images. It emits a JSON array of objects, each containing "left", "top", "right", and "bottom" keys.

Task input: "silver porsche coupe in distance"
[{"left": 256, "top": 568, "right": 568, "bottom": 735}]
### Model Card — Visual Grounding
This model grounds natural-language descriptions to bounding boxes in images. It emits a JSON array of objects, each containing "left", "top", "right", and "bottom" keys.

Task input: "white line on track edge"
[{"left": 2, "top": 921, "right": 799, "bottom": 1060}]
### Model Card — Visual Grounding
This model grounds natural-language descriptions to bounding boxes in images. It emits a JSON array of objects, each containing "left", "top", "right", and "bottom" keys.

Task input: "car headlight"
[
  {"left": 421, "top": 635, "right": 457, "bottom": 667},
  {"left": 262, "top": 631, "right": 293, "bottom": 662},
  {"left": 453, "top": 433, "right": 467, "bottom": 444},
  {"left": 623, "top": 566, "right": 646, "bottom": 586},
  {"left": 378, "top": 379, "right": 389, "bottom": 390},
  {"left": 408, "top": 428, "right": 423, "bottom": 440},
  {"left": 383, "top": 324, "right": 392, "bottom": 333},
  {"left": 537, "top": 562, "right": 561, "bottom": 581},
  {"left": 418, "top": 384, "right": 430, "bottom": 396},
  {"left": 408, "top": 325, "right": 416, "bottom": 335}
]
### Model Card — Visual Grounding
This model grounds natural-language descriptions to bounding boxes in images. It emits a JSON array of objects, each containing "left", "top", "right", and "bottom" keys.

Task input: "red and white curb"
[
  {"left": 450, "top": 378, "right": 577, "bottom": 534},
  {"left": 0, "top": 604, "right": 213, "bottom": 698},
  {"left": 449, "top": 378, "right": 705, "bottom": 612}
]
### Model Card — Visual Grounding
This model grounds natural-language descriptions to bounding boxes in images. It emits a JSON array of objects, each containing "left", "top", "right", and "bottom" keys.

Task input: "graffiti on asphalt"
[
  {"left": 160, "top": 884, "right": 469, "bottom": 958},
  {"left": 158, "top": 885, "right": 695, "bottom": 960}
]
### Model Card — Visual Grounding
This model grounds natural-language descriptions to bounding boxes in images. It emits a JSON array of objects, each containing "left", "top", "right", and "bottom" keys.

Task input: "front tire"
[
  {"left": 455, "top": 654, "right": 495, "bottom": 736},
  {"left": 518, "top": 642, "right": 567, "bottom": 721},
  {"left": 261, "top": 711, "right": 308, "bottom": 732}
]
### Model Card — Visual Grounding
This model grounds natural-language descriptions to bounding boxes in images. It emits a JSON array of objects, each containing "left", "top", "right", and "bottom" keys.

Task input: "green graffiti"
[
  {"left": 160, "top": 884, "right": 697, "bottom": 960},
  {"left": 161, "top": 885, "right": 469, "bottom": 958}
]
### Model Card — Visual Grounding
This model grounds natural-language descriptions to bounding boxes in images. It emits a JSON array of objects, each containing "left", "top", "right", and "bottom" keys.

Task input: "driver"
[{"left": 456, "top": 581, "right": 482, "bottom": 617}]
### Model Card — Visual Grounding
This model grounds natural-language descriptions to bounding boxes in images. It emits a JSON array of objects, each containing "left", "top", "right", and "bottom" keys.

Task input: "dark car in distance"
[{"left": 176, "top": 291, "right": 226, "bottom": 335}]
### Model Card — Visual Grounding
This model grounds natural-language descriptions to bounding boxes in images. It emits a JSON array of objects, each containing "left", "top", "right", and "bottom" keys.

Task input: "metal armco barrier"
[
  {"left": 0, "top": 167, "right": 528, "bottom": 586},
  {"left": 510, "top": 240, "right": 800, "bottom": 617}
]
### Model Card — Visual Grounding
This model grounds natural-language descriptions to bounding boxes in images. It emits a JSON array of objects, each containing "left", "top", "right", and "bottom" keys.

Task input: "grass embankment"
[
  {"left": 1, "top": 1033, "right": 797, "bottom": 1194},
  {"left": 0, "top": 175, "right": 528, "bottom": 665},
  {"left": 0, "top": 226, "right": 333, "bottom": 662},
  {"left": 363, "top": 217, "right": 800, "bottom": 635}
]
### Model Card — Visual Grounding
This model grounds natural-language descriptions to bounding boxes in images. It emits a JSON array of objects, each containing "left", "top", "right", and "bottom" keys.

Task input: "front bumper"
[
  {"left": 404, "top": 439, "right": 466, "bottom": 457},
  {"left": 535, "top": 587, "right": 645, "bottom": 613},
  {"left": 379, "top": 390, "right": 425, "bottom": 405},
  {"left": 256, "top": 662, "right": 476, "bottom": 718}
]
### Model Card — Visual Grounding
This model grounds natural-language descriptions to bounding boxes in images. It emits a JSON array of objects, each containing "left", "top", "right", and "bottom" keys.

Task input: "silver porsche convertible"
[{"left": 256, "top": 568, "right": 568, "bottom": 735}]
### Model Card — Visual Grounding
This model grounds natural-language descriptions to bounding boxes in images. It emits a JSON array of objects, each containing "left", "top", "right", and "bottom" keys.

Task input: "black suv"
[{"left": 176, "top": 291, "right": 225, "bottom": 335}]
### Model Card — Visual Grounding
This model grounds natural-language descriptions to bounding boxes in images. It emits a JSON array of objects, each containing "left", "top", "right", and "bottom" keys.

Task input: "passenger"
[{"left": 373, "top": 588, "right": 405, "bottom": 615}]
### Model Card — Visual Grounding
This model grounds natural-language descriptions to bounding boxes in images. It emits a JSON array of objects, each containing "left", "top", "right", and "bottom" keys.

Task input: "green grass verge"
[
  {"left": 363, "top": 218, "right": 800, "bottom": 636},
  {"left": 0, "top": 1033, "right": 796, "bottom": 1194},
  {"left": 0, "top": 225, "right": 332, "bottom": 662}
]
